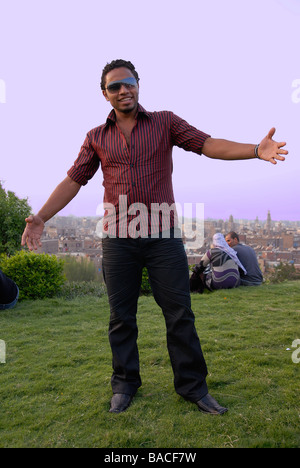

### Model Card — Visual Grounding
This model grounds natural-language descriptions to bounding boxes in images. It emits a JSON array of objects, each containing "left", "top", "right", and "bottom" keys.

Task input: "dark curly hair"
[{"left": 100, "top": 59, "right": 140, "bottom": 90}]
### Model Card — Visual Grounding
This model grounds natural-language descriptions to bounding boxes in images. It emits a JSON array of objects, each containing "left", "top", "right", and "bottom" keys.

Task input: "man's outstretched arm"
[
  {"left": 21, "top": 176, "right": 81, "bottom": 251},
  {"left": 202, "top": 128, "right": 288, "bottom": 164}
]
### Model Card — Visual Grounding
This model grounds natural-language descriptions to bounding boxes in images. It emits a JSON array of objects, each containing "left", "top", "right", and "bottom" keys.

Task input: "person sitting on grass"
[
  {"left": 0, "top": 268, "right": 19, "bottom": 310},
  {"left": 225, "top": 231, "right": 264, "bottom": 286},
  {"left": 190, "top": 233, "right": 247, "bottom": 292}
]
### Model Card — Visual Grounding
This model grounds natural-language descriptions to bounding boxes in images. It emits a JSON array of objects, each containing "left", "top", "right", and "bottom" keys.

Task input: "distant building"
[
  {"left": 37, "top": 239, "right": 59, "bottom": 255},
  {"left": 61, "top": 238, "right": 84, "bottom": 253},
  {"left": 36, "top": 213, "right": 300, "bottom": 275}
]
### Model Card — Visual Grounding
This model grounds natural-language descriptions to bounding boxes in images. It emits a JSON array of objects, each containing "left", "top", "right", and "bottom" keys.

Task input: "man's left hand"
[{"left": 258, "top": 128, "right": 288, "bottom": 164}]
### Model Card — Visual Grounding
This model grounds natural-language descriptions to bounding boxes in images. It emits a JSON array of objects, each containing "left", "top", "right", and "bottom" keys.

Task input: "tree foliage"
[{"left": 0, "top": 182, "right": 32, "bottom": 255}]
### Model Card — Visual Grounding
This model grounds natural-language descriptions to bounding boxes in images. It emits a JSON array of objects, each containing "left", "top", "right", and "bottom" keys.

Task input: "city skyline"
[
  {"left": 39, "top": 207, "right": 300, "bottom": 273},
  {"left": 1, "top": 0, "right": 299, "bottom": 222},
  {"left": 44, "top": 210, "right": 300, "bottom": 225}
]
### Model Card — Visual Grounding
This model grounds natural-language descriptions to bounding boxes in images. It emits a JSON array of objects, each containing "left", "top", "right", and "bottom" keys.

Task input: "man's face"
[
  {"left": 103, "top": 67, "right": 139, "bottom": 115},
  {"left": 225, "top": 235, "right": 238, "bottom": 247}
]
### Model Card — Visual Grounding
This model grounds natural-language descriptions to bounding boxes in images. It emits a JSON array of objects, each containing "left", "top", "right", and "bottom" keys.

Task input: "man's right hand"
[
  {"left": 20, "top": 176, "right": 81, "bottom": 251},
  {"left": 21, "top": 215, "right": 45, "bottom": 251}
]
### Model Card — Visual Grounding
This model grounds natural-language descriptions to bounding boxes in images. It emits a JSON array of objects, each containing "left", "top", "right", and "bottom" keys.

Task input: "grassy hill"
[{"left": 0, "top": 281, "right": 299, "bottom": 448}]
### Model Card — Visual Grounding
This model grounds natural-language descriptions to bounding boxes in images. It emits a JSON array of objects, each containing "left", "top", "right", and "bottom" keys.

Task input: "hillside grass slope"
[{"left": 0, "top": 281, "right": 299, "bottom": 448}]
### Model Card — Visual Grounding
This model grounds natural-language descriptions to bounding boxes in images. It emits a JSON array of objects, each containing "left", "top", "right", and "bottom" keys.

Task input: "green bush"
[
  {"left": 0, "top": 251, "right": 65, "bottom": 300},
  {"left": 63, "top": 255, "right": 97, "bottom": 282},
  {"left": 268, "top": 262, "right": 300, "bottom": 284},
  {"left": 140, "top": 267, "right": 152, "bottom": 295}
]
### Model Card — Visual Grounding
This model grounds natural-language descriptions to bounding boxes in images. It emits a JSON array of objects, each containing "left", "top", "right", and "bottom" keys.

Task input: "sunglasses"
[{"left": 106, "top": 77, "right": 138, "bottom": 94}]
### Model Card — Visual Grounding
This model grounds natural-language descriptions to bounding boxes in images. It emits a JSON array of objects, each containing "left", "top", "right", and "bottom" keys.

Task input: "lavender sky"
[{"left": 1, "top": 0, "right": 299, "bottom": 221}]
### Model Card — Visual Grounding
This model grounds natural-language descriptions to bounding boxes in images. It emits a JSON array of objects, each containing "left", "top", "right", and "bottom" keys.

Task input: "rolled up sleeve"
[
  {"left": 171, "top": 113, "right": 210, "bottom": 155},
  {"left": 67, "top": 133, "right": 100, "bottom": 186}
]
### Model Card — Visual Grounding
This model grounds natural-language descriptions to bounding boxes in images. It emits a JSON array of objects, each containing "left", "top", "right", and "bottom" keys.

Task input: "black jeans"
[{"left": 102, "top": 235, "right": 208, "bottom": 402}]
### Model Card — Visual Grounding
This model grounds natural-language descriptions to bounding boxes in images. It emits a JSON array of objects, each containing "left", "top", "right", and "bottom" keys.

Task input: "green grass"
[{"left": 0, "top": 282, "right": 299, "bottom": 448}]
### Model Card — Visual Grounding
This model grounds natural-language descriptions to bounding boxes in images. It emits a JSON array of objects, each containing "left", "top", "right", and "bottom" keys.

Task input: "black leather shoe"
[
  {"left": 109, "top": 393, "right": 133, "bottom": 413},
  {"left": 196, "top": 394, "right": 228, "bottom": 415}
]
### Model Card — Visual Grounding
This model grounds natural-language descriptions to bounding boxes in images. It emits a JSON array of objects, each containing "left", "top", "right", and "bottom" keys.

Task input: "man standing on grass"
[{"left": 21, "top": 59, "right": 287, "bottom": 415}]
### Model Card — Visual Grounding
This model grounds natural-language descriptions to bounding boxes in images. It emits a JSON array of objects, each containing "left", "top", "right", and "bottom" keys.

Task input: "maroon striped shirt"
[{"left": 67, "top": 104, "right": 210, "bottom": 236}]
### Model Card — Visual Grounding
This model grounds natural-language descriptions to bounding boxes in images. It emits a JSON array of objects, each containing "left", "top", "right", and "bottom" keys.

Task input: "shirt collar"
[{"left": 106, "top": 103, "right": 152, "bottom": 124}]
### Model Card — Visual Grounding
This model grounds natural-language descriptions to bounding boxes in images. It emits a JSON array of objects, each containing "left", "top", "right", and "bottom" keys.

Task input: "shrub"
[
  {"left": 268, "top": 262, "right": 300, "bottom": 284},
  {"left": 0, "top": 251, "right": 65, "bottom": 300},
  {"left": 63, "top": 255, "right": 98, "bottom": 282},
  {"left": 140, "top": 268, "right": 152, "bottom": 295}
]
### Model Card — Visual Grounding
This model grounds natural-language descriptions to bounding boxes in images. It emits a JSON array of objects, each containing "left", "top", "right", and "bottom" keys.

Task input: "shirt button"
[{"left": 130, "top": 163, "right": 134, "bottom": 168}]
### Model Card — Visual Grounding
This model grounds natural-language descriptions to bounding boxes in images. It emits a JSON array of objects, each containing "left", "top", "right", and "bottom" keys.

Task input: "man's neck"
[{"left": 114, "top": 105, "right": 138, "bottom": 125}]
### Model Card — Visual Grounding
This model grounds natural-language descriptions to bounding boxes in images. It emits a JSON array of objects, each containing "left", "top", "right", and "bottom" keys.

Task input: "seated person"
[
  {"left": 225, "top": 231, "right": 263, "bottom": 286},
  {"left": 0, "top": 268, "right": 19, "bottom": 310},
  {"left": 190, "top": 233, "right": 247, "bottom": 292}
]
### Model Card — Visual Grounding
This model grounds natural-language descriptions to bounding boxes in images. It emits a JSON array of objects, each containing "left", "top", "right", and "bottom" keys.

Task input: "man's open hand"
[
  {"left": 258, "top": 128, "right": 288, "bottom": 164},
  {"left": 21, "top": 215, "right": 45, "bottom": 251}
]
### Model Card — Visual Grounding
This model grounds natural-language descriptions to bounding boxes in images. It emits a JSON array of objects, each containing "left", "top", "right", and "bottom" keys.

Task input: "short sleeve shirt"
[{"left": 67, "top": 104, "right": 210, "bottom": 235}]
